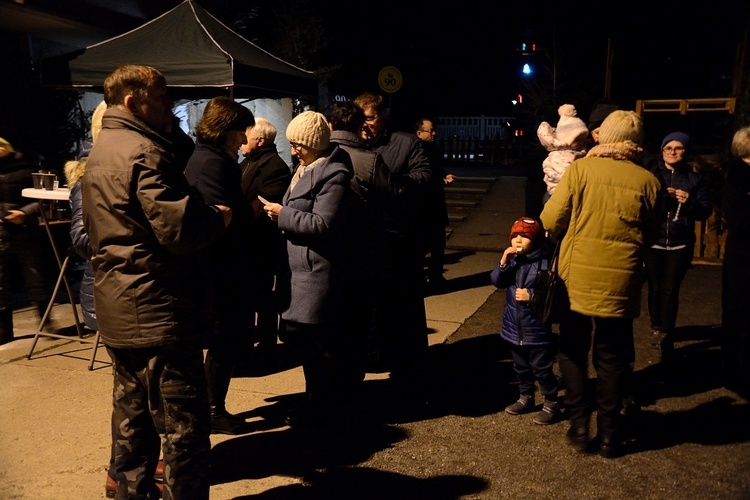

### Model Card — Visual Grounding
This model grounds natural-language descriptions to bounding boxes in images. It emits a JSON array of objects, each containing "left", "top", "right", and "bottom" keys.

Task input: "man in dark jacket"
[
  {"left": 82, "top": 65, "right": 231, "bottom": 499},
  {"left": 240, "top": 117, "right": 292, "bottom": 356},
  {"left": 329, "top": 100, "right": 391, "bottom": 396},
  {"left": 354, "top": 92, "right": 433, "bottom": 399},
  {"left": 414, "top": 117, "right": 456, "bottom": 291}
]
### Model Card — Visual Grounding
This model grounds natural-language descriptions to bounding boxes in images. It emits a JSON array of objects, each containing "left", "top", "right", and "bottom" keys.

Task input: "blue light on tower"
[{"left": 522, "top": 63, "right": 532, "bottom": 76}]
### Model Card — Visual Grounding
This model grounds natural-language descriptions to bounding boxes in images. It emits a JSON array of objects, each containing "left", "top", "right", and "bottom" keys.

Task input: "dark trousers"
[
  {"left": 209, "top": 276, "right": 255, "bottom": 364},
  {"left": 380, "top": 233, "right": 428, "bottom": 382},
  {"left": 282, "top": 321, "right": 343, "bottom": 406},
  {"left": 427, "top": 222, "right": 447, "bottom": 279},
  {"left": 722, "top": 311, "right": 750, "bottom": 400},
  {"left": 558, "top": 311, "right": 633, "bottom": 438},
  {"left": 509, "top": 343, "right": 559, "bottom": 400},
  {"left": 336, "top": 282, "right": 383, "bottom": 393},
  {"left": 0, "top": 245, "right": 52, "bottom": 340},
  {"left": 249, "top": 234, "right": 282, "bottom": 349},
  {"left": 205, "top": 270, "right": 255, "bottom": 412},
  {"left": 644, "top": 246, "right": 693, "bottom": 334},
  {"left": 252, "top": 273, "right": 279, "bottom": 349},
  {"left": 107, "top": 345, "right": 210, "bottom": 500}
]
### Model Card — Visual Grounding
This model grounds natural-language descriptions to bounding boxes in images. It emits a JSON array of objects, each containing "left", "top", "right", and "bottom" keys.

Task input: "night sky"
[
  {"left": 23, "top": 0, "right": 750, "bottom": 126},
  {"left": 300, "top": 1, "right": 750, "bottom": 125},
  {"left": 39, "top": 1, "right": 750, "bottom": 121}
]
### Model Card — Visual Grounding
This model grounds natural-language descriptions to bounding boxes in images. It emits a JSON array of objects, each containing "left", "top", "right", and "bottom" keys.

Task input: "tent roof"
[{"left": 42, "top": 0, "right": 318, "bottom": 99}]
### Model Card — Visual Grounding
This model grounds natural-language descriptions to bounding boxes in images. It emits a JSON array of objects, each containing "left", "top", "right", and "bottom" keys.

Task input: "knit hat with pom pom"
[{"left": 554, "top": 104, "right": 589, "bottom": 147}]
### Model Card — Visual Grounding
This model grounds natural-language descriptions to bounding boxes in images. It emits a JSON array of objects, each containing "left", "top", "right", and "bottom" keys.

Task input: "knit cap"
[
  {"left": 509, "top": 217, "right": 544, "bottom": 246},
  {"left": 597, "top": 110, "right": 643, "bottom": 146},
  {"left": 286, "top": 111, "right": 330, "bottom": 151},
  {"left": 555, "top": 104, "right": 589, "bottom": 146},
  {"left": 660, "top": 131, "right": 690, "bottom": 151}
]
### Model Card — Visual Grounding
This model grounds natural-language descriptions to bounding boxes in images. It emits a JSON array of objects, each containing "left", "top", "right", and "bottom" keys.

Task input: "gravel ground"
[
  {"left": 2, "top": 249, "right": 747, "bottom": 499},
  {"left": 248, "top": 263, "right": 750, "bottom": 499}
]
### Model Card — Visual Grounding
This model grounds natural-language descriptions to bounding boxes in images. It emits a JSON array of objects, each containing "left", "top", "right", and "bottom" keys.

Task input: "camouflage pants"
[{"left": 107, "top": 344, "right": 210, "bottom": 500}]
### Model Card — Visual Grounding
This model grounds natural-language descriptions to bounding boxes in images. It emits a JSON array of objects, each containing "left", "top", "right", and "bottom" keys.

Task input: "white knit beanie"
[
  {"left": 286, "top": 111, "right": 330, "bottom": 151},
  {"left": 597, "top": 110, "right": 644, "bottom": 146},
  {"left": 554, "top": 104, "right": 589, "bottom": 146}
]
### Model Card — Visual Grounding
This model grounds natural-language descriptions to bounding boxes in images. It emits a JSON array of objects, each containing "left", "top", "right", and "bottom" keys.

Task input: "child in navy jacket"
[{"left": 490, "top": 217, "right": 560, "bottom": 425}]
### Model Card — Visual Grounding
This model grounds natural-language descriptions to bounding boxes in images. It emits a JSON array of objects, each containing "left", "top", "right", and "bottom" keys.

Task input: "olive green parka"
[{"left": 540, "top": 144, "right": 661, "bottom": 319}]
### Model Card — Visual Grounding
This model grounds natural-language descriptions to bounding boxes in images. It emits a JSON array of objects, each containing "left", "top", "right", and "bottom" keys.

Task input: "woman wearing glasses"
[
  {"left": 261, "top": 111, "right": 353, "bottom": 427},
  {"left": 644, "top": 132, "right": 712, "bottom": 359}
]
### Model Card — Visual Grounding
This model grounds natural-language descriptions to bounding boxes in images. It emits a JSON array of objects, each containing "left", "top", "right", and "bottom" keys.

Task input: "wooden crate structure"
[
  {"left": 637, "top": 98, "right": 734, "bottom": 265},
  {"left": 693, "top": 211, "right": 726, "bottom": 264}
]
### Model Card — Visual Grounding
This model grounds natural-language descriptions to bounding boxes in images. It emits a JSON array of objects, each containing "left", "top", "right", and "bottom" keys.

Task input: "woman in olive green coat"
[{"left": 540, "top": 110, "right": 661, "bottom": 458}]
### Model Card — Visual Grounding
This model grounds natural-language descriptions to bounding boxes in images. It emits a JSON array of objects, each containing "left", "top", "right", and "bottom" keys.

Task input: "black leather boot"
[
  {"left": 595, "top": 413, "right": 624, "bottom": 458},
  {"left": 205, "top": 352, "right": 248, "bottom": 435},
  {"left": 565, "top": 410, "right": 590, "bottom": 452}
]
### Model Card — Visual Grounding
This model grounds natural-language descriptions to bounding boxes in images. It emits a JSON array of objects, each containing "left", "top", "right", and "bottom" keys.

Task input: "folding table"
[{"left": 21, "top": 187, "right": 101, "bottom": 370}]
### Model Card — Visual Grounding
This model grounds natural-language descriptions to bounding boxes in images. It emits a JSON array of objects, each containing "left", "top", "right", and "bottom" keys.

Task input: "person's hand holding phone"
[{"left": 258, "top": 195, "right": 281, "bottom": 221}]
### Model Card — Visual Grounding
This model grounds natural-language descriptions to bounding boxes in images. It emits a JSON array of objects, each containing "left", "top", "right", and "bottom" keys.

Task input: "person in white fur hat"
[{"left": 537, "top": 104, "right": 590, "bottom": 203}]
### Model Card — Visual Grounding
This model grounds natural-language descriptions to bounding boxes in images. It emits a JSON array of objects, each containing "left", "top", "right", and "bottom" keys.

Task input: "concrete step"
[
  {"left": 445, "top": 186, "right": 490, "bottom": 195},
  {"left": 444, "top": 177, "right": 497, "bottom": 230},
  {"left": 446, "top": 199, "right": 478, "bottom": 208}
]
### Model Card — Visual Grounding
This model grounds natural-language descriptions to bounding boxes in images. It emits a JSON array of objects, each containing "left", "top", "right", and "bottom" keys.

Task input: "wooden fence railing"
[{"left": 694, "top": 213, "right": 726, "bottom": 264}]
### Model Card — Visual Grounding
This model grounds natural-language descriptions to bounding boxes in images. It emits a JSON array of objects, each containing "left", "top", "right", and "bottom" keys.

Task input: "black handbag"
[{"left": 530, "top": 239, "right": 569, "bottom": 324}]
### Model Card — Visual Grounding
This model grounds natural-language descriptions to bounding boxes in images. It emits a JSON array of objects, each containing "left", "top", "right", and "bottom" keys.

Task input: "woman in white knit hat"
[{"left": 262, "top": 110, "right": 353, "bottom": 427}]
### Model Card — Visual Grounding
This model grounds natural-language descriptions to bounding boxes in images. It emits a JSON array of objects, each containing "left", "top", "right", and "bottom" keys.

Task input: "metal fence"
[
  {"left": 435, "top": 136, "right": 520, "bottom": 166},
  {"left": 435, "top": 116, "right": 519, "bottom": 165},
  {"left": 436, "top": 116, "right": 516, "bottom": 140}
]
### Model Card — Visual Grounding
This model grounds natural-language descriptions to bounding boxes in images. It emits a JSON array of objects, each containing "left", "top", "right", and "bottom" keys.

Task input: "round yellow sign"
[{"left": 378, "top": 66, "right": 402, "bottom": 94}]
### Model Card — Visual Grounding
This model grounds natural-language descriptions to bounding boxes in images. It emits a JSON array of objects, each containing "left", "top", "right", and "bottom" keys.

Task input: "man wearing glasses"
[
  {"left": 354, "top": 92, "right": 433, "bottom": 403},
  {"left": 415, "top": 117, "right": 456, "bottom": 291}
]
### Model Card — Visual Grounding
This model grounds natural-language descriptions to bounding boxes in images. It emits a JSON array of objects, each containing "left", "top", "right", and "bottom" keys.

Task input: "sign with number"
[{"left": 378, "top": 66, "right": 402, "bottom": 94}]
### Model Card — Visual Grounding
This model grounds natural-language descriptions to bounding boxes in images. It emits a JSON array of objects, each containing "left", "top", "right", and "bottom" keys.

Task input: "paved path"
[
  {"left": 2, "top": 171, "right": 748, "bottom": 499},
  {"left": 0, "top": 169, "right": 511, "bottom": 498}
]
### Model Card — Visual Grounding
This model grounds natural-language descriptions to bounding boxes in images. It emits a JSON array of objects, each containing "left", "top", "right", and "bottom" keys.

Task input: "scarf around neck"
[
  {"left": 289, "top": 155, "right": 327, "bottom": 192},
  {"left": 585, "top": 140, "right": 643, "bottom": 163}
]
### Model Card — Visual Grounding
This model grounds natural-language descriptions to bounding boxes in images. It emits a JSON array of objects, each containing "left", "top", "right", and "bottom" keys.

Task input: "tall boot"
[
  {"left": 596, "top": 413, "right": 623, "bottom": 459},
  {"left": 204, "top": 352, "right": 248, "bottom": 435}
]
